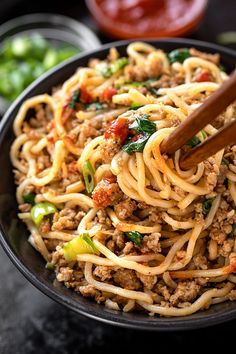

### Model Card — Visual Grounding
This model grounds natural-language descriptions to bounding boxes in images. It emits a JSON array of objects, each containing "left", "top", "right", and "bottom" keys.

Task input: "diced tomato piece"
[
  {"left": 80, "top": 85, "right": 93, "bottom": 103},
  {"left": 104, "top": 117, "right": 129, "bottom": 144},
  {"left": 195, "top": 70, "right": 212, "bottom": 82},
  {"left": 102, "top": 86, "right": 117, "bottom": 101}
]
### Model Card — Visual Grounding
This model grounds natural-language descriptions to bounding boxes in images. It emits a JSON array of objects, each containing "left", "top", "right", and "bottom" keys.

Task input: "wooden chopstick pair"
[{"left": 160, "top": 70, "right": 236, "bottom": 170}]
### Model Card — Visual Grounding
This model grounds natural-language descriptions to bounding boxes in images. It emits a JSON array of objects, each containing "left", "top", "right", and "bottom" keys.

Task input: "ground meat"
[
  {"left": 122, "top": 241, "right": 135, "bottom": 255},
  {"left": 113, "top": 269, "right": 141, "bottom": 290},
  {"left": 193, "top": 255, "right": 208, "bottom": 270},
  {"left": 114, "top": 198, "right": 137, "bottom": 220},
  {"left": 169, "top": 281, "right": 201, "bottom": 306},
  {"left": 92, "top": 177, "right": 123, "bottom": 209},
  {"left": 39, "top": 219, "right": 51, "bottom": 234},
  {"left": 136, "top": 272, "right": 157, "bottom": 290},
  {"left": 37, "top": 155, "right": 51, "bottom": 171},
  {"left": 79, "top": 284, "right": 100, "bottom": 298},
  {"left": 93, "top": 266, "right": 113, "bottom": 281},
  {"left": 155, "top": 284, "right": 171, "bottom": 301},
  {"left": 141, "top": 233, "right": 161, "bottom": 254},
  {"left": 124, "top": 64, "right": 148, "bottom": 82},
  {"left": 204, "top": 157, "right": 219, "bottom": 190},
  {"left": 229, "top": 290, "right": 236, "bottom": 301},
  {"left": 99, "top": 138, "right": 121, "bottom": 163},
  {"left": 219, "top": 239, "right": 234, "bottom": 257},
  {"left": 52, "top": 208, "right": 80, "bottom": 230},
  {"left": 96, "top": 209, "right": 112, "bottom": 229},
  {"left": 189, "top": 48, "right": 220, "bottom": 65},
  {"left": 57, "top": 267, "right": 74, "bottom": 282},
  {"left": 44, "top": 239, "right": 61, "bottom": 252},
  {"left": 112, "top": 230, "right": 126, "bottom": 250}
]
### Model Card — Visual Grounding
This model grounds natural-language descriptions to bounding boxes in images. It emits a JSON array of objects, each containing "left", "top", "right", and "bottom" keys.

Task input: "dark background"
[{"left": 0, "top": 1, "right": 236, "bottom": 353}]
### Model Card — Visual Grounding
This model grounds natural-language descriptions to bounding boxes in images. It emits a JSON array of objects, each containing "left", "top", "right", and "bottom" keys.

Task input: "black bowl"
[{"left": 1, "top": 39, "right": 236, "bottom": 331}]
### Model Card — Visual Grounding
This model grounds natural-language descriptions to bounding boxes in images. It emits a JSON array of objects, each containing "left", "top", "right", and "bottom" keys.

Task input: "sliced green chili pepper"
[
  {"left": 23, "top": 192, "right": 35, "bottom": 205},
  {"left": 82, "top": 160, "right": 95, "bottom": 193},
  {"left": 129, "top": 102, "right": 143, "bottom": 110},
  {"left": 31, "top": 202, "right": 57, "bottom": 225},
  {"left": 110, "top": 57, "right": 129, "bottom": 73},
  {"left": 125, "top": 231, "right": 143, "bottom": 246},
  {"left": 63, "top": 233, "right": 99, "bottom": 261}
]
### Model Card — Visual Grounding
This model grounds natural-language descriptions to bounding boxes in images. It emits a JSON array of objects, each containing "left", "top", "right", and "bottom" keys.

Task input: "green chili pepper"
[
  {"left": 110, "top": 57, "right": 129, "bottom": 73},
  {"left": 125, "top": 231, "right": 143, "bottom": 246},
  {"left": 82, "top": 160, "right": 95, "bottom": 193},
  {"left": 201, "top": 130, "right": 208, "bottom": 140},
  {"left": 23, "top": 192, "right": 35, "bottom": 205},
  {"left": 31, "top": 202, "right": 57, "bottom": 225},
  {"left": 63, "top": 233, "right": 99, "bottom": 261},
  {"left": 129, "top": 102, "right": 143, "bottom": 110},
  {"left": 168, "top": 48, "right": 191, "bottom": 64}
]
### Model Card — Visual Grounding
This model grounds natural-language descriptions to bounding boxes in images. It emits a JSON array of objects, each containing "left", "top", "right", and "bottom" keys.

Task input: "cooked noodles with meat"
[{"left": 11, "top": 42, "right": 236, "bottom": 316}]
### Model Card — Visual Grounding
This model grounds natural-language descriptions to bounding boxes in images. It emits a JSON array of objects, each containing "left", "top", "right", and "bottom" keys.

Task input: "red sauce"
[
  {"left": 104, "top": 117, "right": 129, "bottom": 144},
  {"left": 89, "top": 0, "right": 207, "bottom": 39}
]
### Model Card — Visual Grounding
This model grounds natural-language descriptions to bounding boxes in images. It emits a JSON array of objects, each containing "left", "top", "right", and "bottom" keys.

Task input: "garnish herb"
[
  {"left": 82, "top": 160, "right": 95, "bottom": 193},
  {"left": 202, "top": 198, "right": 214, "bottom": 216},
  {"left": 63, "top": 233, "right": 99, "bottom": 261},
  {"left": 69, "top": 89, "right": 80, "bottom": 109},
  {"left": 187, "top": 136, "right": 201, "bottom": 148},
  {"left": 31, "top": 202, "right": 57, "bottom": 226},
  {"left": 222, "top": 157, "right": 229, "bottom": 166},
  {"left": 122, "top": 114, "right": 156, "bottom": 154},
  {"left": 168, "top": 48, "right": 191, "bottom": 64},
  {"left": 125, "top": 231, "right": 143, "bottom": 246},
  {"left": 23, "top": 192, "right": 35, "bottom": 205}
]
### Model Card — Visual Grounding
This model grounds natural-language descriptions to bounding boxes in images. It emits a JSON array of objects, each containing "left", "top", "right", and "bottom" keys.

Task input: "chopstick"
[
  {"left": 179, "top": 119, "right": 236, "bottom": 170},
  {"left": 160, "top": 70, "right": 236, "bottom": 161}
]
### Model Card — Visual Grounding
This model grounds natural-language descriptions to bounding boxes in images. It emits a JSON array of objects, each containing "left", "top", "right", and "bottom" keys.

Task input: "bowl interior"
[{"left": 1, "top": 39, "right": 236, "bottom": 331}]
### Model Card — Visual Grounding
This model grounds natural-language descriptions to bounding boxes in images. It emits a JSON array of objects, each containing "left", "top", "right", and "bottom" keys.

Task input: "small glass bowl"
[{"left": 0, "top": 13, "right": 101, "bottom": 114}]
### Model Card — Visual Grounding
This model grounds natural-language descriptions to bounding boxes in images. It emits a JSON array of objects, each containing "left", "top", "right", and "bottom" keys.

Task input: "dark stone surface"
[{"left": 0, "top": 1, "right": 236, "bottom": 353}]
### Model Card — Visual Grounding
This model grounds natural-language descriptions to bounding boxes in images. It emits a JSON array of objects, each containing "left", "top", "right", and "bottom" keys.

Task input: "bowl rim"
[
  {"left": 0, "top": 12, "right": 101, "bottom": 47},
  {"left": 1, "top": 38, "right": 236, "bottom": 331}
]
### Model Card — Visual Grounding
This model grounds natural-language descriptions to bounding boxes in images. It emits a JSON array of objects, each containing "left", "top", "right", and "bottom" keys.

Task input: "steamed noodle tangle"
[{"left": 11, "top": 42, "right": 236, "bottom": 316}]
